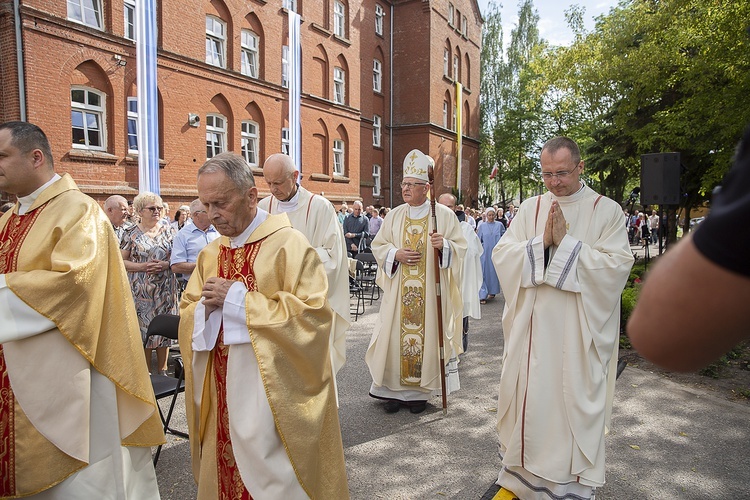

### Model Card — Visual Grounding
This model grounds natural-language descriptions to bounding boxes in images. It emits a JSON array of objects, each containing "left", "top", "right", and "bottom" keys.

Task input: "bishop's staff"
[{"left": 427, "top": 163, "right": 449, "bottom": 415}]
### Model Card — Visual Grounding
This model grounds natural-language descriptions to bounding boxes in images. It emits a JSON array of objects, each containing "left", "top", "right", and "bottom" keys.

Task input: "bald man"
[
  {"left": 259, "top": 153, "right": 350, "bottom": 396},
  {"left": 103, "top": 194, "right": 131, "bottom": 241}
]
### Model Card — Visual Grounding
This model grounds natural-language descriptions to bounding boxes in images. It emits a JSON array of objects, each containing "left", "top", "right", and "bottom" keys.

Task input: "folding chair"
[
  {"left": 144, "top": 313, "right": 187, "bottom": 465},
  {"left": 350, "top": 261, "right": 366, "bottom": 321},
  {"left": 356, "top": 252, "right": 380, "bottom": 304}
]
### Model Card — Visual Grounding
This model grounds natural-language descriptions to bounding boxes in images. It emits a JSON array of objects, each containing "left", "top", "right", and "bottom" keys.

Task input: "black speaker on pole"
[{"left": 640, "top": 153, "right": 681, "bottom": 205}]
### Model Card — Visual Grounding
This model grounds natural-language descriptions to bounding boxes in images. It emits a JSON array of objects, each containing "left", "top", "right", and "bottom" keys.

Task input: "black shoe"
[
  {"left": 409, "top": 401, "right": 427, "bottom": 414},
  {"left": 384, "top": 400, "right": 400, "bottom": 413}
]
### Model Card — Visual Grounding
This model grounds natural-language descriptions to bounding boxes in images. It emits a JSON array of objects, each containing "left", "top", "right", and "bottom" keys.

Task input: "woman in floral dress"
[{"left": 121, "top": 192, "right": 178, "bottom": 375}]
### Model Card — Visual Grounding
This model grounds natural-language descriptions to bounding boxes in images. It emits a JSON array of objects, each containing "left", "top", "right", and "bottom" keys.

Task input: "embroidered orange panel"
[
  {"left": 214, "top": 242, "right": 262, "bottom": 499},
  {"left": 0, "top": 207, "right": 44, "bottom": 496}
]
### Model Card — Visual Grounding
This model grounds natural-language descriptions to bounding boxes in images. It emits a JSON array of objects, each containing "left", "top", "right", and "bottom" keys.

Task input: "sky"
[{"left": 476, "top": 0, "right": 619, "bottom": 47}]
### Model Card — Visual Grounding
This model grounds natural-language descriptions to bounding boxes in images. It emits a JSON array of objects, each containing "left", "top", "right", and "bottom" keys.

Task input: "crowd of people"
[{"left": 2, "top": 118, "right": 746, "bottom": 500}]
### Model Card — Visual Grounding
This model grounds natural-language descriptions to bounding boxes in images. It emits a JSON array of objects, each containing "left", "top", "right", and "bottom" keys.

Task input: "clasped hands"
[
  {"left": 145, "top": 259, "right": 168, "bottom": 274},
  {"left": 202, "top": 277, "right": 235, "bottom": 316},
  {"left": 543, "top": 200, "right": 568, "bottom": 249},
  {"left": 395, "top": 232, "right": 444, "bottom": 266}
]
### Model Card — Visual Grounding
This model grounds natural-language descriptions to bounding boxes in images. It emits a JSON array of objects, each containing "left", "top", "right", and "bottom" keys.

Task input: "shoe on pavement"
[
  {"left": 384, "top": 400, "right": 400, "bottom": 413},
  {"left": 409, "top": 401, "right": 427, "bottom": 414}
]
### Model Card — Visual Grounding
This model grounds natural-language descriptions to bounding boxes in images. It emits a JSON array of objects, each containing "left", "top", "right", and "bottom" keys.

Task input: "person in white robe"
[
  {"left": 491, "top": 137, "right": 633, "bottom": 500},
  {"left": 438, "top": 193, "right": 483, "bottom": 351},
  {"left": 0, "top": 121, "right": 163, "bottom": 499},
  {"left": 259, "top": 153, "right": 350, "bottom": 399},
  {"left": 366, "top": 149, "right": 467, "bottom": 414}
]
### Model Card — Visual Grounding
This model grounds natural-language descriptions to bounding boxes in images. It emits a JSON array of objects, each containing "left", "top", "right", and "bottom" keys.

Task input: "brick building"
[{"left": 0, "top": 0, "right": 482, "bottom": 208}]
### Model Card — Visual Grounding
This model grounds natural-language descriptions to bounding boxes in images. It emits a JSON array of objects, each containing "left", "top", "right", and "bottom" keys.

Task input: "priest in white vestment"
[
  {"left": 0, "top": 121, "right": 163, "bottom": 499},
  {"left": 438, "top": 193, "right": 483, "bottom": 352},
  {"left": 491, "top": 137, "right": 633, "bottom": 500},
  {"left": 259, "top": 153, "right": 350, "bottom": 398},
  {"left": 366, "top": 149, "right": 467, "bottom": 414}
]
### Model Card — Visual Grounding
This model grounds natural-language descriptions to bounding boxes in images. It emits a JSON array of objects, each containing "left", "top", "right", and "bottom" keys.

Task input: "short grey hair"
[
  {"left": 198, "top": 152, "right": 256, "bottom": 191},
  {"left": 189, "top": 198, "right": 206, "bottom": 213},
  {"left": 104, "top": 195, "right": 127, "bottom": 210},
  {"left": 541, "top": 137, "right": 581, "bottom": 166}
]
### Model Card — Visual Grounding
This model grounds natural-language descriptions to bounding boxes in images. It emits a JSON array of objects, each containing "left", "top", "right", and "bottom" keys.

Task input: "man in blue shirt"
[{"left": 170, "top": 198, "right": 220, "bottom": 292}]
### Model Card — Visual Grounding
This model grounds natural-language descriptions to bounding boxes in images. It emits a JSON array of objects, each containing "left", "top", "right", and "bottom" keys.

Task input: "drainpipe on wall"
[
  {"left": 388, "top": 3, "right": 394, "bottom": 208},
  {"left": 13, "top": 0, "right": 27, "bottom": 121}
]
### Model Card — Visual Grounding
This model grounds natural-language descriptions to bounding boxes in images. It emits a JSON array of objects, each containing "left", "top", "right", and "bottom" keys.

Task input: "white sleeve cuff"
[
  {"left": 545, "top": 234, "right": 582, "bottom": 293},
  {"left": 223, "top": 281, "right": 251, "bottom": 345},
  {"left": 192, "top": 299, "right": 221, "bottom": 351},
  {"left": 440, "top": 239, "right": 452, "bottom": 269},
  {"left": 520, "top": 235, "right": 546, "bottom": 288},
  {"left": 0, "top": 274, "right": 57, "bottom": 343},
  {"left": 383, "top": 248, "right": 399, "bottom": 278}
]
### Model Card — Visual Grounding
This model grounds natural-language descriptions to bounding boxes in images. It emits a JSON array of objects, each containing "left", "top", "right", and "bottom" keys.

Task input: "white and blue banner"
[
  {"left": 288, "top": 11, "right": 302, "bottom": 178},
  {"left": 136, "top": 0, "right": 160, "bottom": 194}
]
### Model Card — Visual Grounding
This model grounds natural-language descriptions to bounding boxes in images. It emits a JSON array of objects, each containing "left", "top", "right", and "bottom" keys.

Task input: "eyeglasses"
[
  {"left": 192, "top": 210, "right": 207, "bottom": 215},
  {"left": 400, "top": 182, "right": 428, "bottom": 189},
  {"left": 143, "top": 206, "right": 163, "bottom": 213},
  {"left": 541, "top": 169, "right": 576, "bottom": 180}
]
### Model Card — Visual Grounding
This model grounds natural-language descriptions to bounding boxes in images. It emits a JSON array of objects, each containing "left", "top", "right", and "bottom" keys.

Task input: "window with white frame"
[
  {"left": 283, "top": 0, "right": 297, "bottom": 12},
  {"left": 333, "top": 139, "right": 345, "bottom": 176},
  {"left": 373, "top": 59, "right": 382, "bottom": 93},
  {"left": 452, "top": 106, "right": 457, "bottom": 132},
  {"left": 124, "top": 0, "right": 135, "bottom": 40},
  {"left": 443, "top": 100, "right": 449, "bottom": 128},
  {"left": 241, "top": 30, "right": 259, "bottom": 78},
  {"left": 282, "top": 45, "right": 289, "bottom": 88},
  {"left": 373, "top": 164, "right": 381, "bottom": 196},
  {"left": 206, "top": 114, "right": 226, "bottom": 158},
  {"left": 68, "top": 0, "right": 103, "bottom": 29},
  {"left": 333, "top": 1, "right": 346, "bottom": 38},
  {"left": 373, "top": 115, "right": 381, "bottom": 147},
  {"left": 375, "top": 4, "right": 384, "bottom": 36},
  {"left": 333, "top": 67, "right": 345, "bottom": 104},
  {"left": 71, "top": 87, "right": 105, "bottom": 150},
  {"left": 453, "top": 54, "right": 460, "bottom": 82},
  {"left": 461, "top": 15, "right": 467, "bottom": 36},
  {"left": 205, "top": 16, "right": 226, "bottom": 68},
  {"left": 241, "top": 121, "right": 259, "bottom": 167},
  {"left": 127, "top": 97, "right": 138, "bottom": 153},
  {"left": 281, "top": 127, "right": 290, "bottom": 155},
  {"left": 448, "top": 3, "right": 454, "bottom": 26},
  {"left": 443, "top": 48, "right": 450, "bottom": 77}
]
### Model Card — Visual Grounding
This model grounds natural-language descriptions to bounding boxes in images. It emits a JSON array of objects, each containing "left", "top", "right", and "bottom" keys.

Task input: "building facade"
[{"left": 0, "top": 0, "right": 482, "bottom": 208}]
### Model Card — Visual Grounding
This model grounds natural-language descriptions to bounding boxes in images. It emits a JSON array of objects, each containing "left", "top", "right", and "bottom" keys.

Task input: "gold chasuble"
[
  {"left": 179, "top": 214, "right": 349, "bottom": 500},
  {"left": 0, "top": 174, "right": 164, "bottom": 497},
  {"left": 399, "top": 215, "right": 429, "bottom": 386}
]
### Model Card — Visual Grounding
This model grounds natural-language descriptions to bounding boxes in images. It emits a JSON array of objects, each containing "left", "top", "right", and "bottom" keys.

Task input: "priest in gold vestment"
[
  {"left": 0, "top": 121, "right": 163, "bottom": 498},
  {"left": 179, "top": 152, "right": 349, "bottom": 499},
  {"left": 366, "top": 149, "right": 467, "bottom": 414}
]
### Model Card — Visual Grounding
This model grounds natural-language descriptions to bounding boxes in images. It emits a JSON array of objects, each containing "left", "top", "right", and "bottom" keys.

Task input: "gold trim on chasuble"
[
  {"left": 0, "top": 208, "right": 44, "bottom": 497},
  {"left": 214, "top": 242, "right": 262, "bottom": 500},
  {"left": 399, "top": 215, "right": 429, "bottom": 386}
]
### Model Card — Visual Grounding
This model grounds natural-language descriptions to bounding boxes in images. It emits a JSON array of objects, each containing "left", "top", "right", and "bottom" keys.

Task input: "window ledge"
[
  {"left": 123, "top": 155, "right": 167, "bottom": 167},
  {"left": 333, "top": 34, "right": 351, "bottom": 47},
  {"left": 67, "top": 149, "right": 119, "bottom": 163},
  {"left": 311, "top": 23, "right": 331, "bottom": 36},
  {"left": 443, "top": 75, "right": 453, "bottom": 84},
  {"left": 309, "top": 173, "right": 331, "bottom": 182},
  {"left": 251, "top": 167, "right": 264, "bottom": 176},
  {"left": 331, "top": 175, "right": 350, "bottom": 183}
]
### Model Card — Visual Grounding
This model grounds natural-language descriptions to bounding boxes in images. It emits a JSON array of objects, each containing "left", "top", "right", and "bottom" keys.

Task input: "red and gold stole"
[
  {"left": 213, "top": 241, "right": 262, "bottom": 500},
  {"left": 0, "top": 207, "right": 44, "bottom": 497}
]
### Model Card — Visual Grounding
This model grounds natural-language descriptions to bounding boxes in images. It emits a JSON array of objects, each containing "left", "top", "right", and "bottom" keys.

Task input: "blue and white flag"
[
  {"left": 288, "top": 11, "right": 302, "bottom": 178},
  {"left": 136, "top": 0, "right": 160, "bottom": 194}
]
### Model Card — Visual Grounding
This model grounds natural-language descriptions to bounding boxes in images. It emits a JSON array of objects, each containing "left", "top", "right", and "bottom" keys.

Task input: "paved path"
[{"left": 154, "top": 282, "right": 750, "bottom": 499}]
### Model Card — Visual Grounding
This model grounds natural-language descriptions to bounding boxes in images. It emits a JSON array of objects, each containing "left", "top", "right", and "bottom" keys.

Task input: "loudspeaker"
[{"left": 641, "top": 153, "right": 681, "bottom": 205}]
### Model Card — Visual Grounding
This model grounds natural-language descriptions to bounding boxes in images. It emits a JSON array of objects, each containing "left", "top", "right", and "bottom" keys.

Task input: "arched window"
[
  {"left": 206, "top": 16, "right": 227, "bottom": 68},
  {"left": 241, "top": 30, "right": 259, "bottom": 78},
  {"left": 241, "top": 120, "right": 259, "bottom": 166},
  {"left": 206, "top": 114, "right": 226, "bottom": 158}
]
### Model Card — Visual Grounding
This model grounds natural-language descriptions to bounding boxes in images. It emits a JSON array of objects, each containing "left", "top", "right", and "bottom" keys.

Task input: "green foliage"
[
  {"left": 621, "top": 285, "right": 640, "bottom": 324},
  {"left": 619, "top": 334, "right": 632, "bottom": 350},
  {"left": 699, "top": 356, "right": 730, "bottom": 379}
]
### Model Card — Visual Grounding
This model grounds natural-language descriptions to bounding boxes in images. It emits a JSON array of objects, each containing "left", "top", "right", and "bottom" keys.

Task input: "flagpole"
[{"left": 288, "top": 12, "right": 302, "bottom": 180}]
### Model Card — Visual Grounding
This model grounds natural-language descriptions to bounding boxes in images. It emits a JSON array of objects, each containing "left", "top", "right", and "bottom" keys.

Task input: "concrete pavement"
[{"left": 153, "top": 284, "right": 750, "bottom": 499}]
